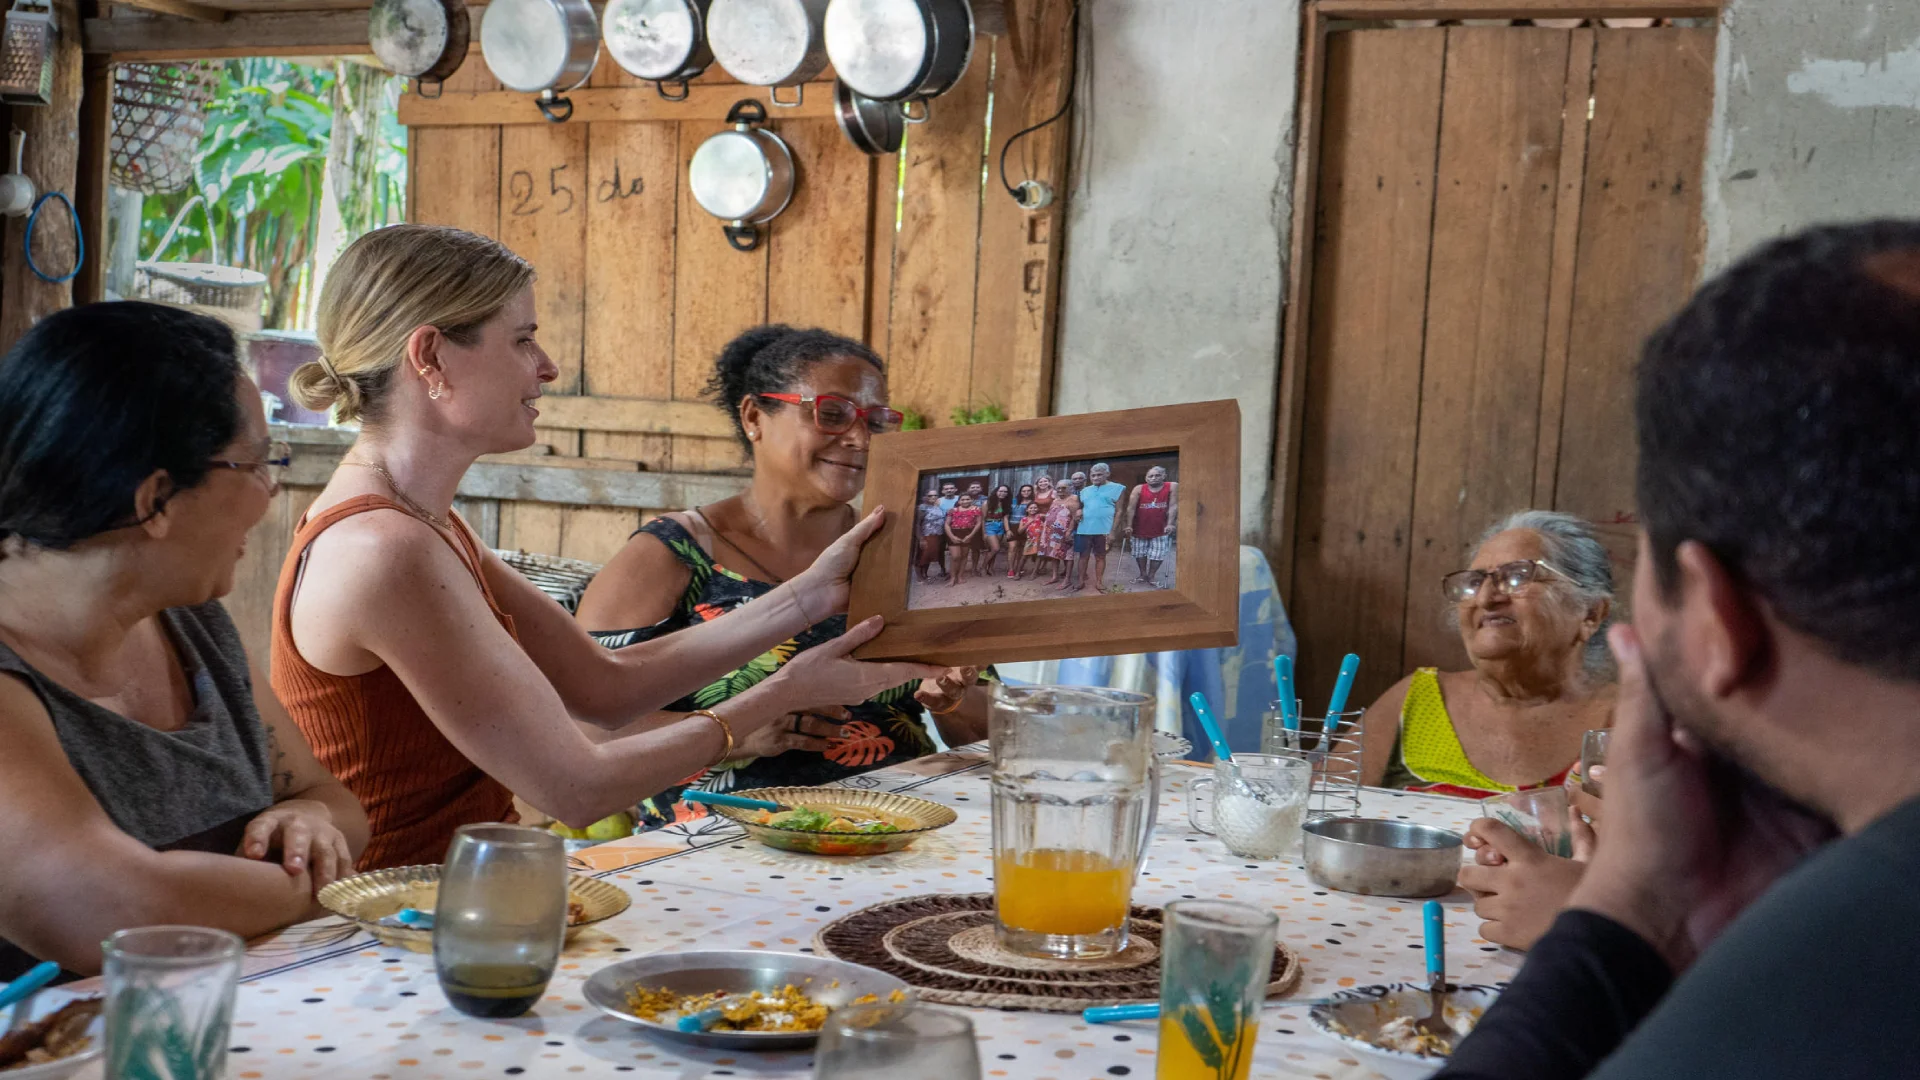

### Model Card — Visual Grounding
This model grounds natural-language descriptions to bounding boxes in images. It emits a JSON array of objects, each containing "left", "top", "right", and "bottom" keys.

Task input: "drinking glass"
[
  {"left": 1577, "top": 729, "right": 1610, "bottom": 797},
  {"left": 102, "top": 925, "right": 243, "bottom": 1080},
  {"left": 433, "top": 823, "right": 568, "bottom": 1018},
  {"left": 1155, "top": 900, "right": 1277, "bottom": 1080},
  {"left": 1480, "top": 786, "right": 1574, "bottom": 857},
  {"left": 812, "top": 1001, "right": 981, "bottom": 1078},
  {"left": 1187, "top": 753, "right": 1311, "bottom": 860},
  {"left": 990, "top": 684, "right": 1156, "bottom": 959}
]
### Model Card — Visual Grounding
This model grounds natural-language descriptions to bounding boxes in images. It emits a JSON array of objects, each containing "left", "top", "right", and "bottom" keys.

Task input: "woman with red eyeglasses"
[{"left": 577, "top": 326, "right": 992, "bottom": 829}]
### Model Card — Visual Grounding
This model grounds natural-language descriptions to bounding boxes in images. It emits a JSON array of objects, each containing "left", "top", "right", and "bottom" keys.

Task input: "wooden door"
[{"left": 1281, "top": 24, "right": 1713, "bottom": 709}]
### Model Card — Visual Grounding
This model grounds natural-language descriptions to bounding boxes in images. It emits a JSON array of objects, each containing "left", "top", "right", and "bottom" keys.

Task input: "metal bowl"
[
  {"left": 581, "top": 950, "right": 912, "bottom": 1050},
  {"left": 1302, "top": 818, "right": 1463, "bottom": 898},
  {"left": 316, "top": 865, "right": 630, "bottom": 953},
  {"left": 705, "top": 787, "right": 957, "bottom": 856},
  {"left": 1309, "top": 982, "right": 1502, "bottom": 1080}
]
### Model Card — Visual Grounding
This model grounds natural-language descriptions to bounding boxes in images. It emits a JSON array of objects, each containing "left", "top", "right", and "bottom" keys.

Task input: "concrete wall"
[
  {"left": 1051, "top": 0, "right": 1299, "bottom": 541},
  {"left": 1706, "top": 0, "right": 1920, "bottom": 269}
]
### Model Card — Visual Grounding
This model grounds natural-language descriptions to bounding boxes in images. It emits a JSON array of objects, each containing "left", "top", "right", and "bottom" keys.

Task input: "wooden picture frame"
[{"left": 848, "top": 400, "right": 1241, "bottom": 665}]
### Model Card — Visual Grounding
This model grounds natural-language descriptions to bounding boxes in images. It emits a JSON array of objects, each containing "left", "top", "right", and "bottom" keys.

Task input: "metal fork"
[{"left": 1414, "top": 900, "right": 1455, "bottom": 1046}]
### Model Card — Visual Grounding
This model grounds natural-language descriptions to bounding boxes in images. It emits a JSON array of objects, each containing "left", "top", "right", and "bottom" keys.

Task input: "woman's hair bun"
[{"left": 287, "top": 357, "right": 364, "bottom": 420}]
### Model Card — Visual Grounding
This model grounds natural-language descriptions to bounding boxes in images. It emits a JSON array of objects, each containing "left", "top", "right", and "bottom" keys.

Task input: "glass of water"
[
  {"left": 813, "top": 1001, "right": 981, "bottom": 1078},
  {"left": 1187, "top": 753, "right": 1311, "bottom": 860},
  {"left": 1577, "top": 729, "right": 1610, "bottom": 797},
  {"left": 103, "top": 925, "right": 243, "bottom": 1080},
  {"left": 433, "top": 823, "right": 568, "bottom": 1018},
  {"left": 1481, "top": 785, "right": 1574, "bottom": 857}
]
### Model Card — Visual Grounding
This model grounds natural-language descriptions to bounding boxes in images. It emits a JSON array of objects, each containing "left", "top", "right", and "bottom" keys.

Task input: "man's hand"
[
  {"left": 238, "top": 800, "right": 354, "bottom": 892},
  {"left": 1564, "top": 624, "right": 1836, "bottom": 972},
  {"left": 914, "top": 667, "right": 978, "bottom": 714},
  {"left": 1460, "top": 817, "right": 1591, "bottom": 950}
]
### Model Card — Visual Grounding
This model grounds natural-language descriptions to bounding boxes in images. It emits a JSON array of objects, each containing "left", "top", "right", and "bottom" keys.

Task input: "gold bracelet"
[{"left": 691, "top": 709, "right": 735, "bottom": 764}]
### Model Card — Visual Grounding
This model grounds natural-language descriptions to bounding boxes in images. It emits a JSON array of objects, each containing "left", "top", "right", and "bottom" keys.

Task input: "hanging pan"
[
  {"left": 480, "top": 0, "right": 600, "bottom": 122},
  {"left": 688, "top": 99, "right": 796, "bottom": 252},
  {"left": 603, "top": 0, "right": 713, "bottom": 101},
  {"left": 824, "top": 0, "right": 973, "bottom": 121},
  {"left": 707, "top": 0, "right": 831, "bottom": 107},
  {"left": 368, "top": 0, "right": 471, "bottom": 97},
  {"left": 833, "top": 79, "right": 903, "bottom": 155}
]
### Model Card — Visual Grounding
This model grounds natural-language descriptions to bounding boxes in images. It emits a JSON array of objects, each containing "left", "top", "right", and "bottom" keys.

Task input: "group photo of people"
[{"left": 904, "top": 453, "right": 1180, "bottom": 611}]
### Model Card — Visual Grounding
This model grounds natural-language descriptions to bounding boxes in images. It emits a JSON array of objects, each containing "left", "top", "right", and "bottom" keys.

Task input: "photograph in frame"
[{"left": 847, "top": 400, "right": 1239, "bottom": 666}]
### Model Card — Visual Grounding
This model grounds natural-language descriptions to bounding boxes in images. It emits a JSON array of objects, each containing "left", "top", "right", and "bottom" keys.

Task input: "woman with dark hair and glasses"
[
  {"left": 1359, "top": 510, "right": 1617, "bottom": 800},
  {"left": 576, "top": 325, "right": 990, "bottom": 829},
  {"left": 0, "top": 303, "right": 368, "bottom": 978}
]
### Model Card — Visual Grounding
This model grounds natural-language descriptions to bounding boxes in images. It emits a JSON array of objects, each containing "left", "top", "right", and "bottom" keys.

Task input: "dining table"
[{"left": 57, "top": 747, "right": 1519, "bottom": 1080}]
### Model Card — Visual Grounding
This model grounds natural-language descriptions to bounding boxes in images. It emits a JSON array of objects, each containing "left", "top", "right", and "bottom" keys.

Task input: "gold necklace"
[{"left": 342, "top": 459, "right": 452, "bottom": 530}]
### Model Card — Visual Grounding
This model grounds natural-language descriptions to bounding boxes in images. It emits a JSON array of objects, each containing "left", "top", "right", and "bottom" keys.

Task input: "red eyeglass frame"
[{"left": 755, "top": 393, "right": 905, "bottom": 434}]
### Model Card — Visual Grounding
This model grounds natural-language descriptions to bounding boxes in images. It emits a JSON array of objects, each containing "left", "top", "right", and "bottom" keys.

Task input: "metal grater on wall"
[{"left": 0, "top": 0, "right": 55, "bottom": 107}]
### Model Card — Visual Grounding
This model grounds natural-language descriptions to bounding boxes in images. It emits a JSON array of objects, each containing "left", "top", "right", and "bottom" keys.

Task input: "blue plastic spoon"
[
  {"left": 1322, "top": 653, "right": 1361, "bottom": 742},
  {"left": 682, "top": 790, "right": 788, "bottom": 813},
  {"left": 1188, "top": 692, "right": 1234, "bottom": 763},
  {"left": 1274, "top": 655, "right": 1300, "bottom": 733},
  {"left": 0, "top": 961, "right": 58, "bottom": 1012},
  {"left": 676, "top": 1006, "right": 727, "bottom": 1033}
]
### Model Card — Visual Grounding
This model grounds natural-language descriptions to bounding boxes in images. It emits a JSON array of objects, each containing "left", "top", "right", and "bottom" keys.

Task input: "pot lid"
[
  {"left": 709, "top": 0, "right": 819, "bottom": 86},
  {"left": 605, "top": 0, "right": 702, "bottom": 80},
  {"left": 834, "top": 79, "right": 904, "bottom": 154},
  {"left": 689, "top": 129, "right": 776, "bottom": 221},
  {"left": 480, "top": 0, "right": 576, "bottom": 92},
  {"left": 369, "top": 0, "right": 450, "bottom": 78},
  {"left": 824, "top": 0, "right": 929, "bottom": 100}
]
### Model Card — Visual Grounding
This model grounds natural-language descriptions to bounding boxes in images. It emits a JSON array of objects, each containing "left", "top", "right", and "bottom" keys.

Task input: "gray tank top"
[{"left": 0, "top": 601, "right": 274, "bottom": 979}]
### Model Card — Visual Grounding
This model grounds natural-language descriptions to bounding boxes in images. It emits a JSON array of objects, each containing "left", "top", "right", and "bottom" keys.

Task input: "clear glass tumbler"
[
  {"left": 1187, "top": 753, "right": 1312, "bottom": 860},
  {"left": 1155, "top": 900, "right": 1278, "bottom": 1080},
  {"left": 103, "top": 925, "right": 244, "bottom": 1080},
  {"left": 990, "top": 684, "right": 1156, "bottom": 960},
  {"left": 1577, "top": 729, "right": 1610, "bottom": 797},
  {"left": 433, "top": 823, "right": 568, "bottom": 1018},
  {"left": 812, "top": 1001, "right": 981, "bottom": 1078},
  {"left": 1481, "top": 785, "right": 1574, "bottom": 857}
]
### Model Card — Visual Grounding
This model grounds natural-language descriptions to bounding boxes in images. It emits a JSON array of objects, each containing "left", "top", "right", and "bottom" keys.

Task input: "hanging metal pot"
[
  {"left": 833, "top": 79, "right": 903, "bottom": 155},
  {"left": 480, "top": 0, "right": 600, "bottom": 122},
  {"left": 824, "top": 0, "right": 973, "bottom": 117},
  {"left": 707, "top": 0, "right": 831, "bottom": 107},
  {"left": 688, "top": 99, "right": 795, "bottom": 252},
  {"left": 368, "top": 0, "right": 471, "bottom": 96},
  {"left": 603, "top": 0, "right": 713, "bottom": 101}
]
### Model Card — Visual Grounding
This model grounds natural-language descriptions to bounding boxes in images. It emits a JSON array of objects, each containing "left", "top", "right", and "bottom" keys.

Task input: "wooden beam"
[
  {"left": 83, "top": 9, "right": 368, "bottom": 58},
  {"left": 74, "top": 52, "right": 114, "bottom": 305},
  {"left": 398, "top": 83, "right": 837, "bottom": 127},
  {"left": 1314, "top": 0, "right": 1720, "bottom": 18},
  {"left": 530, "top": 394, "right": 740, "bottom": 440},
  {"left": 112, "top": 0, "right": 227, "bottom": 22},
  {"left": 278, "top": 432, "right": 747, "bottom": 510}
]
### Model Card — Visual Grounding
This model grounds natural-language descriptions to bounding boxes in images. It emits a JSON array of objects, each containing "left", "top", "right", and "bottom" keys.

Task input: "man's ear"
[
  {"left": 1673, "top": 540, "right": 1771, "bottom": 701},
  {"left": 132, "top": 470, "right": 175, "bottom": 540}
]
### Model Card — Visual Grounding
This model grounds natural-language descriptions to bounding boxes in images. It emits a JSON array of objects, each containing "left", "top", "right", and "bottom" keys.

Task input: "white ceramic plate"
[
  {"left": 2, "top": 993, "right": 104, "bottom": 1080},
  {"left": 1308, "top": 982, "right": 1502, "bottom": 1080}
]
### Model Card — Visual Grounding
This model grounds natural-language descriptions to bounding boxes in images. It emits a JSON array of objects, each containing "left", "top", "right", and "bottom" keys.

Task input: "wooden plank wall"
[
  {"left": 1283, "top": 25, "right": 1713, "bottom": 709},
  {"left": 397, "top": 2, "right": 1076, "bottom": 565}
]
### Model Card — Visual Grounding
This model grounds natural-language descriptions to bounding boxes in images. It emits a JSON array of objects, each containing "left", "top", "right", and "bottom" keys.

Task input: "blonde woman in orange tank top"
[{"left": 273, "top": 226, "right": 943, "bottom": 870}]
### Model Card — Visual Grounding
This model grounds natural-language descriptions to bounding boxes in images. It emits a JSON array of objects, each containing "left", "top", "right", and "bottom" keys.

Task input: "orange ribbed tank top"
[{"left": 271, "top": 495, "right": 518, "bottom": 871}]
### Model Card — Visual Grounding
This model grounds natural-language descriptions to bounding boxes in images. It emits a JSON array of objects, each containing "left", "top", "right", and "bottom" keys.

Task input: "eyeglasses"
[
  {"left": 209, "top": 441, "right": 291, "bottom": 491},
  {"left": 755, "top": 393, "right": 904, "bottom": 436},
  {"left": 1441, "top": 559, "right": 1569, "bottom": 603}
]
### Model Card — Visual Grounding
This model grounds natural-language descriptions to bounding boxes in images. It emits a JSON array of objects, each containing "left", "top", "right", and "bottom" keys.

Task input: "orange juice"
[
  {"left": 993, "top": 848, "right": 1132, "bottom": 935},
  {"left": 1156, "top": 1008, "right": 1256, "bottom": 1080}
]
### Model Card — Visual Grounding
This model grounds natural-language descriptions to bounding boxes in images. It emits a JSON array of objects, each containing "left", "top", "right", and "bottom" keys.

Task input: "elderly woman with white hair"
[{"left": 1360, "top": 510, "right": 1617, "bottom": 799}]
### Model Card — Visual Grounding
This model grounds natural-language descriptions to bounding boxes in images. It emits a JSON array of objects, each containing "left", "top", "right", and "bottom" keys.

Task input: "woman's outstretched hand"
[
  {"left": 770, "top": 615, "right": 946, "bottom": 712},
  {"left": 790, "top": 507, "right": 889, "bottom": 621}
]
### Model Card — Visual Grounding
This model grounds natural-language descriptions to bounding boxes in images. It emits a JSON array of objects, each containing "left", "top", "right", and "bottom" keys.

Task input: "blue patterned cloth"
[{"left": 996, "top": 546, "right": 1297, "bottom": 758}]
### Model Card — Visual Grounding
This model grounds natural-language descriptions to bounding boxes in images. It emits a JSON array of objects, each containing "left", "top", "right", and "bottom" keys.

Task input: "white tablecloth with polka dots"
[{"left": 68, "top": 751, "right": 1517, "bottom": 1080}]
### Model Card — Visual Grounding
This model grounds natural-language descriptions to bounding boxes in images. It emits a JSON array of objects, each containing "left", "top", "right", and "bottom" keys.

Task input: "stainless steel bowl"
[
  {"left": 581, "top": 950, "right": 912, "bottom": 1051},
  {"left": 1302, "top": 818, "right": 1462, "bottom": 898}
]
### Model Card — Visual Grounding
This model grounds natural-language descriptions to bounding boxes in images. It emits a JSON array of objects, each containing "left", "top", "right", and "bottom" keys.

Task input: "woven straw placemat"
[{"left": 812, "top": 894, "right": 1301, "bottom": 1012}]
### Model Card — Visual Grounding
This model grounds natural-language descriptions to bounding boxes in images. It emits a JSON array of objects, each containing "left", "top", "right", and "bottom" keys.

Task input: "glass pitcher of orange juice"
[{"left": 991, "top": 684, "right": 1156, "bottom": 959}]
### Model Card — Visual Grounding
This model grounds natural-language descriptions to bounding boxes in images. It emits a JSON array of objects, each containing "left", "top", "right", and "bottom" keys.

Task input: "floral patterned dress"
[
  {"left": 589, "top": 517, "right": 939, "bottom": 831},
  {"left": 1039, "top": 498, "right": 1077, "bottom": 560}
]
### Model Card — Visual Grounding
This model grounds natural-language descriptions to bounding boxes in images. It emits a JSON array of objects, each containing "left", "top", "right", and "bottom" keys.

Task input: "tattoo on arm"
[{"left": 267, "top": 723, "right": 295, "bottom": 799}]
